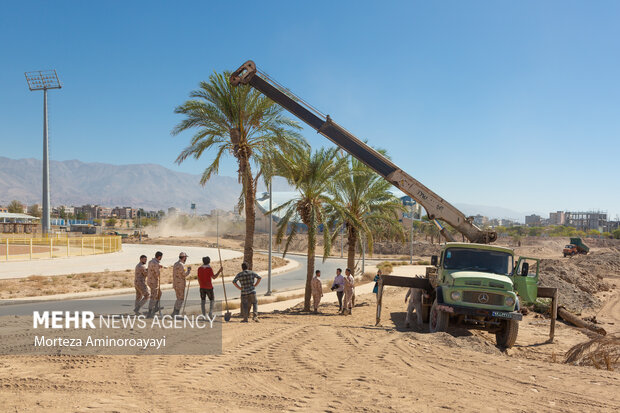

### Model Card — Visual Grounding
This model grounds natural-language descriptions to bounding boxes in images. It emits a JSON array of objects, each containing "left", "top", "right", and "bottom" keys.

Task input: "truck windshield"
[{"left": 443, "top": 248, "right": 513, "bottom": 276}]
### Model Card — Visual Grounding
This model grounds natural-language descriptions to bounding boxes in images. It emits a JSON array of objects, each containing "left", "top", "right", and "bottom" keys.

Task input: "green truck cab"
[{"left": 426, "top": 242, "right": 539, "bottom": 348}]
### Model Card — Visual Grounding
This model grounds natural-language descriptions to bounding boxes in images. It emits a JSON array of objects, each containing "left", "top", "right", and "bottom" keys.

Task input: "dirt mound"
[
  {"left": 425, "top": 332, "right": 502, "bottom": 356},
  {"left": 539, "top": 251, "right": 617, "bottom": 312}
]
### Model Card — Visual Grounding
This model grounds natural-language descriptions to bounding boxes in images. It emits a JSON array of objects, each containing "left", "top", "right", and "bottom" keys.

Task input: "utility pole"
[
  {"left": 410, "top": 201, "right": 414, "bottom": 265},
  {"left": 25, "top": 70, "right": 62, "bottom": 235},
  {"left": 266, "top": 180, "right": 273, "bottom": 296}
]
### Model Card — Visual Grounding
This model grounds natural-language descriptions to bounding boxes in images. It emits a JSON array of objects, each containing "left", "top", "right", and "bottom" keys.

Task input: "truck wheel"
[
  {"left": 429, "top": 299, "right": 449, "bottom": 333},
  {"left": 495, "top": 319, "right": 519, "bottom": 348}
]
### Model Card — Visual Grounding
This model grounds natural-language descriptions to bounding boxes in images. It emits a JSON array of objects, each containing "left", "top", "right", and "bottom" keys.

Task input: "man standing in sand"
[
  {"left": 343, "top": 268, "right": 355, "bottom": 315},
  {"left": 332, "top": 268, "right": 345, "bottom": 312},
  {"left": 147, "top": 251, "right": 163, "bottom": 317},
  {"left": 232, "top": 262, "right": 261, "bottom": 322},
  {"left": 311, "top": 270, "right": 323, "bottom": 313},
  {"left": 171, "top": 252, "right": 192, "bottom": 317},
  {"left": 197, "top": 256, "right": 223, "bottom": 318},
  {"left": 134, "top": 254, "right": 150, "bottom": 315}
]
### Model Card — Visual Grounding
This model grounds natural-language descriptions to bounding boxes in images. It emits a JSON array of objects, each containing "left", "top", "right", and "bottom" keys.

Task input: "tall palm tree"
[
  {"left": 329, "top": 154, "right": 405, "bottom": 274},
  {"left": 172, "top": 71, "right": 306, "bottom": 268},
  {"left": 272, "top": 147, "right": 344, "bottom": 311}
]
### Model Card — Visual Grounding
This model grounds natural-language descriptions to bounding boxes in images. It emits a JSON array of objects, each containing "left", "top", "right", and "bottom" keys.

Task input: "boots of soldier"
[
  {"left": 171, "top": 309, "right": 179, "bottom": 317},
  {"left": 209, "top": 300, "right": 214, "bottom": 319},
  {"left": 252, "top": 312, "right": 259, "bottom": 322},
  {"left": 200, "top": 301, "right": 206, "bottom": 317}
]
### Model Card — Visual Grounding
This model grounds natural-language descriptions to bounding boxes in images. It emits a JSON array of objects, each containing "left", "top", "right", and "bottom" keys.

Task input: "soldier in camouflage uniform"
[
  {"left": 171, "top": 252, "right": 192, "bottom": 317},
  {"left": 147, "top": 251, "right": 163, "bottom": 317},
  {"left": 343, "top": 268, "right": 355, "bottom": 315},
  {"left": 134, "top": 255, "right": 150, "bottom": 314},
  {"left": 311, "top": 270, "right": 323, "bottom": 313}
]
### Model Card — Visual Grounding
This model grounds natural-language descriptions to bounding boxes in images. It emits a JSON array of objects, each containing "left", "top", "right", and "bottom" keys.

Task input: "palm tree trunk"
[
  {"left": 347, "top": 224, "right": 357, "bottom": 276},
  {"left": 304, "top": 225, "right": 316, "bottom": 311},
  {"left": 240, "top": 153, "right": 255, "bottom": 268}
]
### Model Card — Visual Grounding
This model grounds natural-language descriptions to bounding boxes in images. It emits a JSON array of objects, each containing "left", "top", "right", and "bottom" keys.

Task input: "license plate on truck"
[{"left": 491, "top": 311, "right": 522, "bottom": 321}]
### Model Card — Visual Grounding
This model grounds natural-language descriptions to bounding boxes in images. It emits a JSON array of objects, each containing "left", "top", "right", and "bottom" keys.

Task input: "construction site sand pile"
[{"left": 539, "top": 250, "right": 618, "bottom": 312}]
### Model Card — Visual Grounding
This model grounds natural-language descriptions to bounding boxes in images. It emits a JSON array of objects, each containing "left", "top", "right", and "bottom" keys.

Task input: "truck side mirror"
[
  {"left": 431, "top": 255, "right": 438, "bottom": 266},
  {"left": 521, "top": 262, "right": 529, "bottom": 277}
]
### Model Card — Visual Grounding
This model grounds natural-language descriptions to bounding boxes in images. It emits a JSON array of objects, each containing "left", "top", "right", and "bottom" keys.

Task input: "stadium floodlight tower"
[{"left": 25, "top": 70, "right": 62, "bottom": 235}]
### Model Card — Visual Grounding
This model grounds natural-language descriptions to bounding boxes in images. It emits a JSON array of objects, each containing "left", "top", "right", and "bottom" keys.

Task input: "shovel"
[
  {"left": 182, "top": 276, "right": 191, "bottom": 315},
  {"left": 218, "top": 247, "right": 232, "bottom": 322}
]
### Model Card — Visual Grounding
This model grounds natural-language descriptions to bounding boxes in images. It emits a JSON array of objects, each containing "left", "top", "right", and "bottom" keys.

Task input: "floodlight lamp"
[{"left": 24, "top": 70, "right": 62, "bottom": 91}]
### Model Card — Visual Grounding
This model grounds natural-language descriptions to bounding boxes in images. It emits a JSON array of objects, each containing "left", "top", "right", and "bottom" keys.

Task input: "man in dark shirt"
[{"left": 232, "top": 262, "right": 262, "bottom": 322}]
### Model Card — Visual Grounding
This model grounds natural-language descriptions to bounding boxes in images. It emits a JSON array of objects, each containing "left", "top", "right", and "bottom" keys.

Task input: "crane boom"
[{"left": 230, "top": 60, "right": 497, "bottom": 244}]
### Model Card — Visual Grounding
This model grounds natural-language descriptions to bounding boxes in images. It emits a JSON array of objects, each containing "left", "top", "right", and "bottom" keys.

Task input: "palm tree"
[
  {"left": 272, "top": 147, "right": 344, "bottom": 311},
  {"left": 172, "top": 71, "right": 306, "bottom": 268},
  {"left": 328, "top": 155, "right": 405, "bottom": 274}
]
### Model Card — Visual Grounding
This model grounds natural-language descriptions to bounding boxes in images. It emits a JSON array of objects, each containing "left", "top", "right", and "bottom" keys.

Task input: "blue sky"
[{"left": 1, "top": 1, "right": 618, "bottom": 219}]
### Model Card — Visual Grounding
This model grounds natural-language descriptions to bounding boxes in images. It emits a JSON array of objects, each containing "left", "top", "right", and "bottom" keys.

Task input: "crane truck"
[{"left": 230, "top": 60, "right": 558, "bottom": 347}]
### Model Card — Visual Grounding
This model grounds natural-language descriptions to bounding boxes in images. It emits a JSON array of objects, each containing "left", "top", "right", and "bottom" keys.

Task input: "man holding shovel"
[
  {"left": 232, "top": 262, "right": 261, "bottom": 322},
  {"left": 197, "top": 256, "right": 223, "bottom": 318},
  {"left": 147, "top": 251, "right": 163, "bottom": 318},
  {"left": 171, "top": 252, "right": 191, "bottom": 317}
]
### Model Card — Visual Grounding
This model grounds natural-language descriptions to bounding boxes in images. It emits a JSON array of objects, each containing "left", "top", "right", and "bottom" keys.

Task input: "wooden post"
[
  {"left": 50, "top": 238, "right": 53, "bottom": 258},
  {"left": 537, "top": 287, "right": 559, "bottom": 343},
  {"left": 5, "top": 238, "right": 8, "bottom": 261},
  {"left": 81, "top": 238, "right": 84, "bottom": 256},
  {"left": 30, "top": 238, "right": 33, "bottom": 260},
  {"left": 550, "top": 288, "right": 558, "bottom": 341},
  {"left": 67, "top": 237, "right": 70, "bottom": 257},
  {"left": 375, "top": 276, "right": 384, "bottom": 326}
]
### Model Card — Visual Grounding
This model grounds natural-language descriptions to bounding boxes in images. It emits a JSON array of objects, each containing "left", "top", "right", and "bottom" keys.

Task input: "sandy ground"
[
  {"left": 0, "top": 236, "right": 618, "bottom": 412},
  {"left": 0, "top": 285, "right": 619, "bottom": 412}
]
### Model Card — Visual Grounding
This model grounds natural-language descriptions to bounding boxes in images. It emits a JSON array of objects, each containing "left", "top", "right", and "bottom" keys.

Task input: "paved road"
[
  {"left": 0, "top": 255, "right": 378, "bottom": 316},
  {"left": 0, "top": 244, "right": 243, "bottom": 279}
]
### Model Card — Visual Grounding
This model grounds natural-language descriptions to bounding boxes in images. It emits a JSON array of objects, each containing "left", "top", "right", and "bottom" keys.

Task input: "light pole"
[
  {"left": 404, "top": 198, "right": 415, "bottom": 264},
  {"left": 266, "top": 180, "right": 273, "bottom": 296},
  {"left": 25, "top": 70, "right": 62, "bottom": 235}
]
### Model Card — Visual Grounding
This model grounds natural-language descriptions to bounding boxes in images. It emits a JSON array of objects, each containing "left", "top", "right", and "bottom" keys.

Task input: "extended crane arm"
[{"left": 230, "top": 60, "right": 497, "bottom": 244}]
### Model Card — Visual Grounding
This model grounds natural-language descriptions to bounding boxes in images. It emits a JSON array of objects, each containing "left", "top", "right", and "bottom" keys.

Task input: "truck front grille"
[{"left": 462, "top": 291, "right": 504, "bottom": 306}]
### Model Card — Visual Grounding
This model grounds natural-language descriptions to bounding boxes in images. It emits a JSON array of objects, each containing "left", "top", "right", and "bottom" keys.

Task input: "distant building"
[
  {"left": 604, "top": 220, "right": 620, "bottom": 233},
  {"left": 548, "top": 211, "right": 566, "bottom": 226},
  {"left": 525, "top": 214, "right": 542, "bottom": 226},
  {"left": 112, "top": 206, "right": 136, "bottom": 219},
  {"left": 255, "top": 192, "right": 296, "bottom": 233},
  {"left": 0, "top": 212, "right": 39, "bottom": 234},
  {"left": 566, "top": 211, "right": 607, "bottom": 232},
  {"left": 168, "top": 207, "right": 180, "bottom": 216},
  {"left": 472, "top": 214, "right": 489, "bottom": 227}
]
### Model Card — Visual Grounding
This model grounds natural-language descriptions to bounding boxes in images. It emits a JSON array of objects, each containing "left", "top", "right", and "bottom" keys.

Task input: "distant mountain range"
[
  {"left": 0, "top": 157, "right": 244, "bottom": 213},
  {"left": 0, "top": 157, "right": 526, "bottom": 220}
]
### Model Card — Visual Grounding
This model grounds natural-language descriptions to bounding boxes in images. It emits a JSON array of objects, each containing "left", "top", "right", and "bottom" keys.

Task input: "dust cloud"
[{"left": 144, "top": 214, "right": 244, "bottom": 238}]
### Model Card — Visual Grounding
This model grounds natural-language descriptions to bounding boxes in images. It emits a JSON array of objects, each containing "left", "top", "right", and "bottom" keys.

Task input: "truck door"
[{"left": 512, "top": 257, "right": 539, "bottom": 305}]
